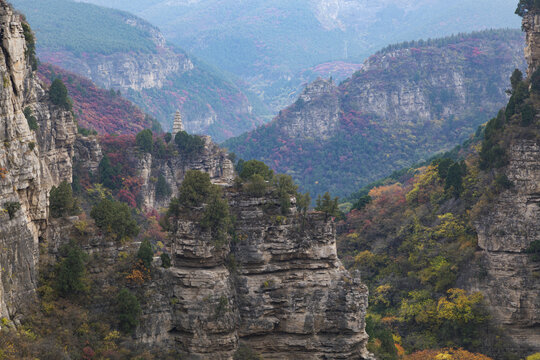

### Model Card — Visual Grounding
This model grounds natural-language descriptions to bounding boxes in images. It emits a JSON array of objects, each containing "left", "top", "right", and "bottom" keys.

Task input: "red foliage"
[{"left": 37, "top": 64, "right": 151, "bottom": 135}]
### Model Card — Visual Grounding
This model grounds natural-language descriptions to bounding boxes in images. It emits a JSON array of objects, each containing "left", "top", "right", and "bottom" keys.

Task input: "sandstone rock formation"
[
  {"left": 137, "top": 190, "right": 373, "bottom": 359},
  {"left": 0, "top": 1, "right": 76, "bottom": 320}
]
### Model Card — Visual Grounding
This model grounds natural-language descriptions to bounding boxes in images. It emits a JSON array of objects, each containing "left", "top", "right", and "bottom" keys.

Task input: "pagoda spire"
[{"left": 172, "top": 110, "right": 184, "bottom": 135}]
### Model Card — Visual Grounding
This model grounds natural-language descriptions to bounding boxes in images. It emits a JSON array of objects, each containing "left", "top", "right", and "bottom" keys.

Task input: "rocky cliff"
[
  {"left": 137, "top": 136, "right": 235, "bottom": 210},
  {"left": 225, "top": 29, "right": 527, "bottom": 199},
  {"left": 464, "top": 138, "right": 540, "bottom": 354},
  {"left": 0, "top": 1, "right": 76, "bottom": 320},
  {"left": 135, "top": 190, "right": 372, "bottom": 359}
]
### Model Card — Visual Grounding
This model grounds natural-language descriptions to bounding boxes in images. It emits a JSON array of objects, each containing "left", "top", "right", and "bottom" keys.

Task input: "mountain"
[
  {"left": 11, "top": 0, "right": 266, "bottom": 141},
  {"left": 338, "top": 28, "right": 540, "bottom": 358},
  {"left": 0, "top": 2, "right": 372, "bottom": 358},
  {"left": 224, "top": 29, "right": 526, "bottom": 199},
  {"left": 77, "top": 0, "right": 521, "bottom": 112}
]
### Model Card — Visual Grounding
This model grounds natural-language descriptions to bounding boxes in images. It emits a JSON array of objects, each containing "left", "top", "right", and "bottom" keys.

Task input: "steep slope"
[
  {"left": 11, "top": 0, "right": 265, "bottom": 141},
  {"left": 337, "top": 14, "right": 540, "bottom": 358},
  {"left": 0, "top": 2, "right": 76, "bottom": 319},
  {"left": 37, "top": 64, "right": 156, "bottom": 135},
  {"left": 224, "top": 30, "right": 526, "bottom": 199},
  {"left": 78, "top": 0, "right": 520, "bottom": 112}
]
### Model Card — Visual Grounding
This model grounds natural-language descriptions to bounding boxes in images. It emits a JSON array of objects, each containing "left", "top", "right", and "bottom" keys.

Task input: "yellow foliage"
[
  {"left": 437, "top": 289, "right": 485, "bottom": 324},
  {"left": 526, "top": 353, "right": 540, "bottom": 360},
  {"left": 406, "top": 165, "right": 440, "bottom": 205}
]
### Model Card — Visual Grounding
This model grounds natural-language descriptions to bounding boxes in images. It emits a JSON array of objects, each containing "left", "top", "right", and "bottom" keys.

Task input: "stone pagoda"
[{"left": 172, "top": 110, "right": 184, "bottom": 135}]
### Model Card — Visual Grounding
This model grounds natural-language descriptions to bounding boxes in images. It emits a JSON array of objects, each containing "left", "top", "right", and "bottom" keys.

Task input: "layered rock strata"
[
  {"left": 465, "top": 138, "right": 540, "bottom": 354},
  {"left": 0, "top": 1, "right": 76, "bottom": 320},
  {"left": 137, "top": 191, "right": 372, "bottom": 359}
]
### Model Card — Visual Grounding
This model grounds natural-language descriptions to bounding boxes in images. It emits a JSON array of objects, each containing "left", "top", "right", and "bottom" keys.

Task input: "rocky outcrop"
[
  {"left": 137, "top": 136, "right": 234, "bottom": 210},
  {"left": 523, "top": 13, "right": 540, "bottom": 76},
  {"left": 38, "top": 48, "right": 194, "bottom": 94},
  {"left": 278, "top": 78, "right": 340, "bottom": 139},
  {"left": 0, "top": 1, "right": 76, "bottom": 321},
  {"left": 137, "top": 191, "right": 372, "bottom": 359},
  {"left": 465, "top": 139, "right": 540, "bottom": 354}
]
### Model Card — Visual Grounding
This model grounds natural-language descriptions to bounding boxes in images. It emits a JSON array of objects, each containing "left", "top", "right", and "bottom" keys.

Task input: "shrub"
[
  {"left": 135, "top": 129, "right": 153, "bottom": 153},
  {"left": 239, "top": 160, "right": 273, "bottom": 181},
  {"left": 116, "top": 288, "right": 141, "bottom": 334},
  {"left": 315, "top": 192, "right": 340, "bottom": 219},
  {"left": 495, "top": 174, "right": 513, "bottom": 190},
  {"left": 525, "top": 240, "right": 540, "bottom": 262},
  {"left": 527, "top": 353, "right": 540, "bottom": 360},
  {"left": 49, "top": 78, "right": 72, "bottom": 110},
  {"left": 137, "top": 239, "right": 153, "bottom": 268},
  {"left": 98, "top": 154, "right": 119, "bottom": 190},
  {"left": 201, "top": 186, "right": 232, "bottom": 245},
  {"left": 50, "top": 180, "right": 79, "bottom": 218},
  {"left": 233, "top": 344, "right": 263, "bottom": 360},
  {"left": 23, "top": 107, "right": 38, "bottom": 131},
  {"left": 245, "top": 174, "right": 267, "bottom": 197},
  {"left": 531, "top": 68, "right": 540, "bottom": 93},
  {"left": 4, "top": 201, "right": 21, "bottom": 220},
  {"left": 273, "top": 174, "right": 298, "bottom": 215},
  {"left": 160, "top": 253, "right": 171, "bottom": 268},
  {"left": 163, "top": 132, "right": 172, "bottom": 144},
  {"left": 22, "top": 22, "right": 38, "bottom": 71},
  {"left": 178, "top": 170, "right": 213, "bottom": 208},
  {"left": 521, "top": 103, "right": 536, "bottom": 126},
  {"left": 155, "top": 173, "right": 171, "bottom": 200},
  {"left": 353, "top": 194, "right": 372, "bottom": 211},
  {"left": 90, "top": 198, "right": 139, "bottom": 242},
  {"left": 56, "top": 240, "right": 88, "bottom": 297},
  {"left": 175, "top": 131, "right": 204, "bottom": 155}
]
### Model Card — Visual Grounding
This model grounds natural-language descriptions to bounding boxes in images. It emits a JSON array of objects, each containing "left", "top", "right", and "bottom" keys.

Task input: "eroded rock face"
[
  {"left": 137, "top": 136, "right": 234, "bottom": 210},
  {"left": 137, "top": 191, "right": 372, "bottom": 359},
  {"left": 465, "top": 139, "right": 540, "bottom": 354},
  {"left": 278, "top": 78, "right": 341, "bottom": 139},
  {"left": 0, "top": 1, "right": 76, "bottom": 320},
  {"left": 523, "top": 13, "right": 540, "bottom": 76}
]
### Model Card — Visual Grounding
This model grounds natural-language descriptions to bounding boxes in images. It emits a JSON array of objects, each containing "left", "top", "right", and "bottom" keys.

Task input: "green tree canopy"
[
  {"left": 137, "top": 239, "right": 154, "bottom": 268},
  {"left": 516, "top": 0, "right": 540, "bottom": 16},
  {"left": 117, "top": 288, "right": 141, "bottom": 334},
  {"left": 50, "top": 180, "right": 79, "bottom": 218},
  {"left": 135, "top": 129, "right": 153, "bottom": 153},
  {"left": 178, "top": 170, "right": 213, "bottom": 208},
  {"left": 90, "top": 198, "right": 139, "bottom": 241},
  {"left": 175, "top": 130, "right": 205, "bottom": 155},
  {"left": 315, "top": 192, "right": 340, "bottom": 218},
  {"left": 49, "top": 78, "right": 72, "bottom": 110},
  {"left": 56, "top": 240, "right": 88, "bottom": 297},
  {"left": 239, "top": 160, "right": 273, "bottom": 181}
]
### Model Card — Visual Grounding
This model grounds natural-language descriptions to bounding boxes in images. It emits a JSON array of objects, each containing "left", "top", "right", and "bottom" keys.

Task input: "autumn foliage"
[{"left": 403, "top": 348, "right": 493, "bottom": 360}]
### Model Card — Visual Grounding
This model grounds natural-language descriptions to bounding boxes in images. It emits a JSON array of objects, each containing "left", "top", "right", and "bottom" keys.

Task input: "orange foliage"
[
  {"left": 0, "top": 167, "right": 7, "bottom": 179},
  {"left": 125, "top": 260, "right": 150, "bottom": 285},
  {"left": 403, "top": 348, "right": 493, "bottom": 360}
]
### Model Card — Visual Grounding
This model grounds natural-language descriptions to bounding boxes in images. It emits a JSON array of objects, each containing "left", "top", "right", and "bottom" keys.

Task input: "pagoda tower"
[{"left": 172, "top": 110, "right": 184, "bottom": 135}]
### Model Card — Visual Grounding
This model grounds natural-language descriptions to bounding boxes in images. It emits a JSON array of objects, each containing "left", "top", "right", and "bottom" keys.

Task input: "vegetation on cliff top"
[{"left": 338, "top": 69, "right": 539, "bottom": 359}]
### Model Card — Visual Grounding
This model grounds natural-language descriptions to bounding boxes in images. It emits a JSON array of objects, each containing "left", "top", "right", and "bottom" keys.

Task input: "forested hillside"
[
  {"left": 11, "top": 0, "right": 265, "bottom": 141},
  {"left": 337, "top": 65, "right": 540, "bottom": 358},
  {"left": 77, "top": 0, "right": 521, "bottom": 112},
  {"left": 224, "top": 29, "right": 526, "bottom": 199},
  {"left": 37, "top": 64, "right": 159, "bottom": 135}
]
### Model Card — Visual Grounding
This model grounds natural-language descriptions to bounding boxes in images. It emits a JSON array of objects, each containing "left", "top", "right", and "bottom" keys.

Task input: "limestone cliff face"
[
  {"left": 523, "top": 13, "right": 540, "bottom": 76},
  {"left": 137, "top": 191, "right": 372, "bottom": 359},
  {"left": 278, "top": 78, "right": 340, "bottom": 139},
  {"left": 0, "top": 1, "right": 75, "bottom": 320},
  {"left": 464, "top": 138, "right": 540, "bottom": 354},
  {"left": 137, "top": 136, "right": 234, "bottom": 210}
]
